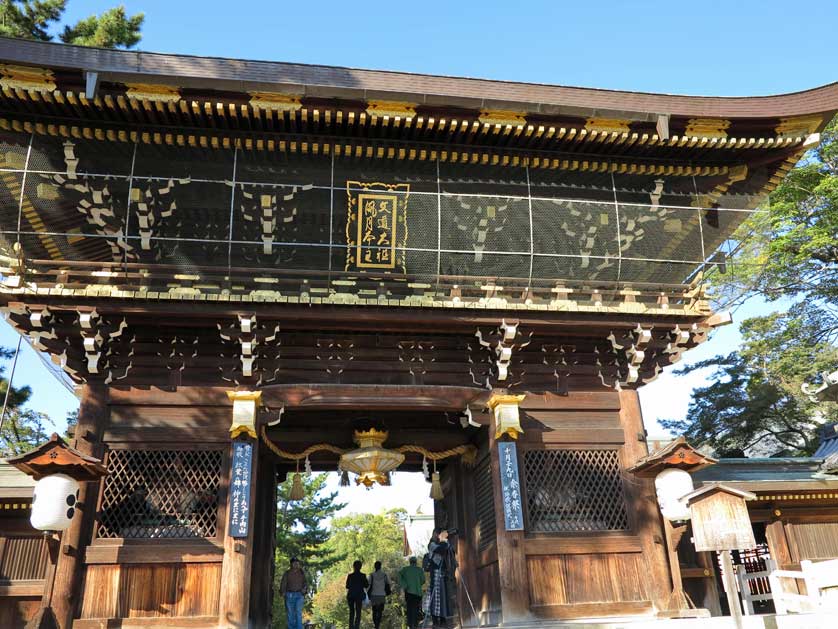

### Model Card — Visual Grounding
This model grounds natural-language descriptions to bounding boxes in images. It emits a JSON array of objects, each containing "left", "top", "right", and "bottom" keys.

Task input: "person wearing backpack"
[{"left": 368, "top": 560, "right": 392, "bottom": 629}]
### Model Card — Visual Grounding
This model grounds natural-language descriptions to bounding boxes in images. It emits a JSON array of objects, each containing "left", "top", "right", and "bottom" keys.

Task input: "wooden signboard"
[
  {"left": 498, "top": 441, "right": 524, "bottom": 531},
  {"left": 229, "top": 440, "right": 254, "bottom": 538},
  {"left": 684, "top": 484, "right": 756, "bottom": 552}
]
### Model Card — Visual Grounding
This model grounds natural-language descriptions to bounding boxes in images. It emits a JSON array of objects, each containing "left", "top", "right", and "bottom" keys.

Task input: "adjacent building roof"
[
  {"left": 692, "top": 457, "right": 838, "bottom": 493},
  {"left": 0, "top": 460, "right": 36, "bottom": 499}
]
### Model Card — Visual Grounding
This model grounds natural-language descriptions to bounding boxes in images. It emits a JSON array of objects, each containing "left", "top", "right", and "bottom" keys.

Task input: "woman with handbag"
[
  {"left": 346, "top": 560, "right": 369, "bottom": 629},
  {"left": 368, "top": 560, "right": 392, "bottom": 629}
]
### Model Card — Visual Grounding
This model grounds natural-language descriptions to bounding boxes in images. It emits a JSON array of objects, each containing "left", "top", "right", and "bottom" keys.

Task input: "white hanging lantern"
[
  {"left": 30, "top": 473, "right": 80, "bottom": 532},
  {"left": 654, "top": 468, "right": 693, "bottom": 522}
]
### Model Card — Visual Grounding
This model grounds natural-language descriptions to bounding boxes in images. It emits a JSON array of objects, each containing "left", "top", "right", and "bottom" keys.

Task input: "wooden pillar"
[
  {"left": 488, "top": 428, "right": 530, "bottom": 623},
  {"left": 49, "top": 382, "right": 108, "bottom": 629},
  {"left": 618, "top": 389, "right": 673, "bottom": 613},
  {"left": 218, "top": 436, "right": 260, "bottom": 628}
]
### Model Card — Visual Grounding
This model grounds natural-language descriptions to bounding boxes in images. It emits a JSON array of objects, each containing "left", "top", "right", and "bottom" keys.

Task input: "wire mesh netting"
[
  {"left": 0, "top": 130, "right": 762, "bottom": 291},
  {"left": 96, "top": 449, "right": 223, "bottom": 540},
  {"left": 523, "top": 449, "right": 630, "bottom": 533}
]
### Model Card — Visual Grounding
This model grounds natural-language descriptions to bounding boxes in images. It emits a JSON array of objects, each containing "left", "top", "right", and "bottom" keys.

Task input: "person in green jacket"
[{"left": 399, "top": 556, "right": 426, "bottom": 629}]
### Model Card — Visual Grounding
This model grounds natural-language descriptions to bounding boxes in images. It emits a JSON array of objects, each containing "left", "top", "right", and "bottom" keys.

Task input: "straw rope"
[{"left": 260, "top": 426, "right": 477, "bottom": 466}]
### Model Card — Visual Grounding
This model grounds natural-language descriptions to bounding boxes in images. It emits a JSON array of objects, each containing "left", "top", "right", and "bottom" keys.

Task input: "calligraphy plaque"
[
  {"left": 498, "top": 441, "right": 524, "bottom": 531},
  {"left": 345, "top": 181, "right": 409, "bottom": 272},
  {"left": 228, "top": 440, "right": 254, "bottom": 538}
]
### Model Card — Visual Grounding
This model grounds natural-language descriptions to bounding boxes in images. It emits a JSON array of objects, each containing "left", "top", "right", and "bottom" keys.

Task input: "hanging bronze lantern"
[{"left": 339, "top": 428, "right": 405, "bottom": 488}]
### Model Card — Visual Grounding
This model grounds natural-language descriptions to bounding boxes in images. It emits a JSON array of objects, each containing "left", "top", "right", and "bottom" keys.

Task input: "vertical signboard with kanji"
[
  {"left": 345, "top": 181, "right": 409, "bottom": 273},
  {"left": 228, "top": 440, "right": 253, "bottom": 538},
  {"left": 498, "top": 441, "right": 524, "bottom": 531}
]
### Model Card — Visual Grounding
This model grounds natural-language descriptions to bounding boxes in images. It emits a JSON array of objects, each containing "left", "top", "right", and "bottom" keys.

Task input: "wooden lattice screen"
[
  {"left": 523, "top": 449, "right": 629, "bottom": 533},
  {"left": 473, "top": 455, "right": 496, "bottom": 553},
  {"left": 96, "top": 449, "right": 223, "bottom": 539}
]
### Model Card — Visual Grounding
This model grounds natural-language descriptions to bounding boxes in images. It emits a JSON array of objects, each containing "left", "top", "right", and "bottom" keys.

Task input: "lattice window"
[
  {"left": 97, "top": 449, "right": 223, "bottom": 539},
  {"left": 523, "top": 449, "right": 629, "bottom": 533},
  {"left": 474, "top": 455, "right": 496, "bottom": 552}
]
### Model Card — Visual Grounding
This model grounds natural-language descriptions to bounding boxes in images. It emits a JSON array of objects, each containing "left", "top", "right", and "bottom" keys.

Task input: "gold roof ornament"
[
  {"left": 684, "top": 118, "right": 731, "bottom": 139},
  {"left": 487, "top": 393, "right": 526, "bottom": 440},
  {"left": 585, "top": 118, "right": 631, "bottom": 134},
  {"left": 0, "top": 64, "right": 55, "bottom": 93},
  {"left": 478, "top": 109, "right": 527, "bottom": 128},
  {"left": 365, "top": 100, "right": 417, "bottom": 120},
  {"left": 339, "top": 428, "right": 405, "bottom": 488},
  {"left": 775, "top": 114, "right": 823, "bottom": 139},
  {"left": 248, "top": 92, "right": 303, "bottom": 113},
  {"left": 125, "top": 83, "right": 181, "bottom": 103},
  {"left": 227, "top": 390, "right": 262, "bottom": 439}
]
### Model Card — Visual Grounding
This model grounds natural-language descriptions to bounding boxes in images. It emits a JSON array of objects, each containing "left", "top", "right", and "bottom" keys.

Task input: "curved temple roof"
[
  {"left": 2, "top": 37, "right": 838, "bottom": 121},
  {"left": 0, "top": 37, "right": 836, "bottom": 316}
]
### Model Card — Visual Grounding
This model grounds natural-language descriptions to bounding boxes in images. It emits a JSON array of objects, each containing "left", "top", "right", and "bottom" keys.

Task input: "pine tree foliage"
[
  {"left": 0, "top": 1, "right": 143, "bottom": 48},
  {"left": 311, "top": 510, "right": 408, "bottom": 629},
  {"left": 661, "top": 303, "right": 838, "bottom": 456},
  {"left": 273, "top": 473, "right": 345, "bottom": 628},
  {"left": 711, "top": 116, "right": 838, "bottom": 342},
  {"left": 0, "top": 346, "right": 53, "bottom": 456}
]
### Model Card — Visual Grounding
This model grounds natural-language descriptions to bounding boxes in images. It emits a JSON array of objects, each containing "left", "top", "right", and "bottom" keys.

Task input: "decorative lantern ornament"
[
  {"left": 339, "top": 428, "right": 405, "bottom": 488},
  {"left": 30, "top": 473, "right": 80, "bottom": 532},
  {"left": 6, "top": 433, "right": 107, "bottom": 532},
  {"left": 654, "top": 468, "right": 694, "bottom": 521},
  {"left": 487, "top": 393, "right": 526, "bottom": 440}
]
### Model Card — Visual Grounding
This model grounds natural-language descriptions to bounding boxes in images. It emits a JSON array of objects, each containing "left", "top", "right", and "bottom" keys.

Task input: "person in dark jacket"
[
  {"left": 345, "top": 559, "right": 369, "bottom": 629},
  {"left": 426, "top": 529, "right": 457, "bottom": 629}
]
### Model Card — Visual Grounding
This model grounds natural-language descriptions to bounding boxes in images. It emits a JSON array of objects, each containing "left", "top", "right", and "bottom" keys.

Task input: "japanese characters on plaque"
[
  {"left": 228, "top": 440, "right": 253, "bottom": 538},
  {"left": 345, "top": 182, "right": 409, "bottom": 273},
  {"left": 498, "top": 441, "right": 524, "bottom": 531}
]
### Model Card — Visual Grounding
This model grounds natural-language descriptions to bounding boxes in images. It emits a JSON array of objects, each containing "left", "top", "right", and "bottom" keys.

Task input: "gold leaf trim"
[
  {"left": 125, "top": 83, "right": 181, "bottom": 103},
  {"left": 249, "top": 92, "right": 302, "bottom": 113},
  {"left": 684, "top": 118, "right": 731, "bottom": 139},
  {"left": 365, "top": 100, "right": 417, "bottom": 119},
  {"left": 585, "top": 118, "right": 631, "bottom": 134},
  {"left": 775, "top": 114, "right": 823, "bottom": 139},
  {"left": 478, "top": 109, "right": 526, "bottom": 127},
  {"left": 0, "top": 64, "right": 55, "bottom": 93}
]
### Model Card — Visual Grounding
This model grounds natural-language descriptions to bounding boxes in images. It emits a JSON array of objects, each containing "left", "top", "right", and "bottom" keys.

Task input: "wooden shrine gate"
[{"left": 55, "top": 382, "right": 673, "bottom": 628}]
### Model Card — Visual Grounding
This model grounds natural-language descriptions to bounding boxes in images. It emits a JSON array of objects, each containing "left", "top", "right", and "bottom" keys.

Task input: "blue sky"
[{"left": 2, "top": 1, "right": 835, "bottom": 472}]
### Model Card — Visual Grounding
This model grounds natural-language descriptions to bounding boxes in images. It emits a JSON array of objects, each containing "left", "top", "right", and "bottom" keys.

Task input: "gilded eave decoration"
[
  {"left": 0, "top": 64, "right": 55, "bottom": 92},
  {"left": 248, "top": 92, "right": 303, "bottom": 113},
  {"left": 124, "top": 83, "right": 181, "bottom": 103}
]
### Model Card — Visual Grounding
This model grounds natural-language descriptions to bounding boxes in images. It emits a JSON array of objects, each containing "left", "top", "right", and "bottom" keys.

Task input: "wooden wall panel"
[
  {"left": 787, "top": 522, "right": 838, "bottom": 561},
  {"left": 0, "top": 597, "right": 40, "bottom": 627},
  {"left": 79, "top": 563, "right": 221, "bottom": 620},
  {"left": 475, "top": 561, "right": 501, "bottom": 625},
  {"left": 527, "top": 553, "right": 650, "bottom": 606}
]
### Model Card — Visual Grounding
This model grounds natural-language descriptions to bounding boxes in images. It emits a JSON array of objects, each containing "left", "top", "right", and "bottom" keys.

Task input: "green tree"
[
  {"left": 312, "top": 510, "right": 408, "bottom": 629},
  {"left": 274, "top": 473, "right": 345, "bottom": 628},
  {"left": 661, "top": 303, "right": 838, "bottom": 456},
  {"left": 0, "top": 1, "right": 143, "bottom": 48},
  {"left": 710, "top": 116, "right": 838, "bottom": 343},
  {"left": 0, "top": 346, "right": 53, "bottom": 455}
]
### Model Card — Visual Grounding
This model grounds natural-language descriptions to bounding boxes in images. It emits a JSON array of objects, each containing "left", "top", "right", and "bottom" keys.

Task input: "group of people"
[{"left": 279, "top": 528, "right": 457, "bottom": 629}]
